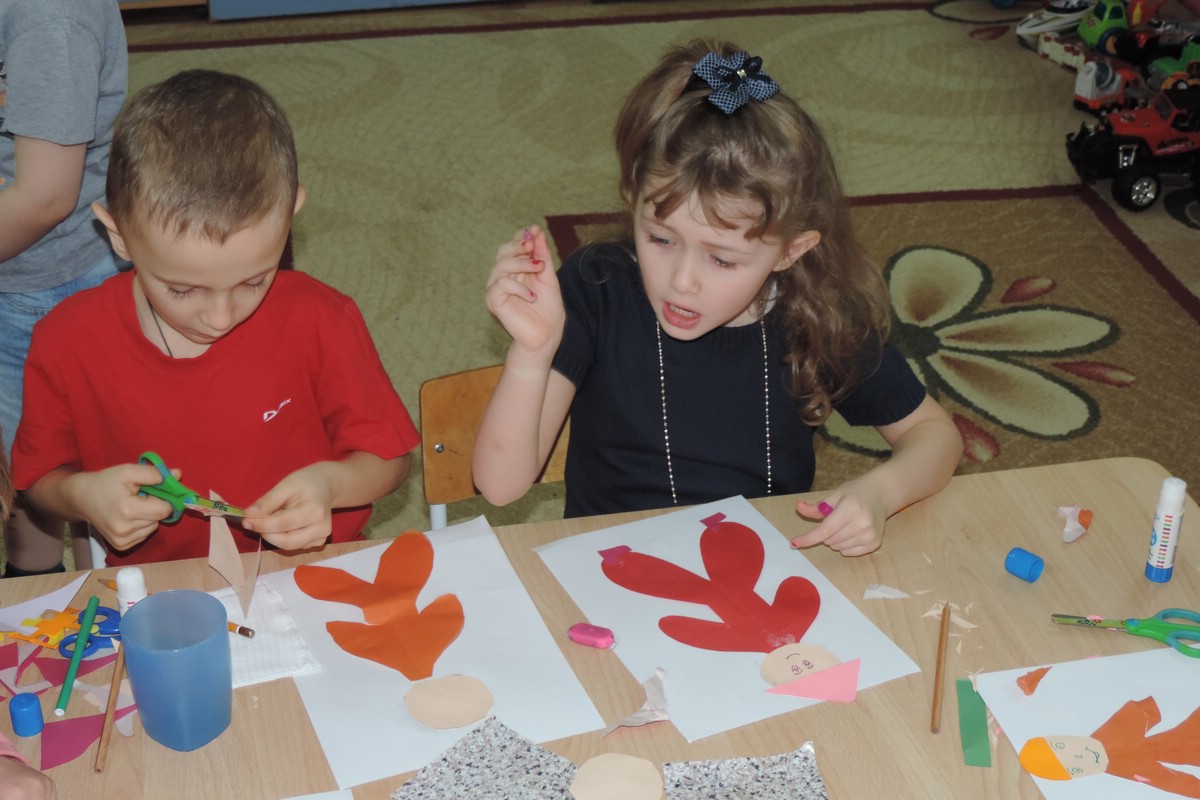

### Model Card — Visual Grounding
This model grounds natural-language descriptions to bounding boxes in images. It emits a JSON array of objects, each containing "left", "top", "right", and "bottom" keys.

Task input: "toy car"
[
  {"left": 1065, "top": 85, "right": 1200, "bottom": 210},
  {"left": 1078, "top": 0, "right": 1131, "bottom": 55},
  {"left": 1074, "top": 58, "right": 1152, "bottom": 113},
  {"left": 1145, "top": 38, "right": 1200, "bottom": 91}
]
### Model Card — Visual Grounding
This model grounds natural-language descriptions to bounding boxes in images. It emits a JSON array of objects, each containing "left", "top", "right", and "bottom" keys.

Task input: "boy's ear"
[
  {"left": 774, "top": 230, "right": 821, "bottom": 272},
  {"left": 90, "top": 202, "right": 132, "bottom": 261},
  {"left": 293, "top": 185, "right": 307, "bottom": 216}
]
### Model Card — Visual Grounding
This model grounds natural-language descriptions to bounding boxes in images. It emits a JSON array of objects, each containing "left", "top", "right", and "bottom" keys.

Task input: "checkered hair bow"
[{"left": 692, "top": 51, "right": 779, "bottom": 115}]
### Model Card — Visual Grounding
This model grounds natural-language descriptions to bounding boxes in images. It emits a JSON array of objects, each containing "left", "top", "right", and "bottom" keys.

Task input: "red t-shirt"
[{"left": 13, "top": 270, "right": 420, "bottom": 566}]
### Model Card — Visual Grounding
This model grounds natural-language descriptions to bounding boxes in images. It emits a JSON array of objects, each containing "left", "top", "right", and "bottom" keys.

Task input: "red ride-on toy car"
[{"left": 1066, "top": 85, "right": 1200, "bottom": 210}]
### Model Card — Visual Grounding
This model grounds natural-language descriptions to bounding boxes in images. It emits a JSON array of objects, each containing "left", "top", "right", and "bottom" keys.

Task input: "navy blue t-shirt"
[{"left": 551, "top": 243, "right": 925, "bottom": 518}]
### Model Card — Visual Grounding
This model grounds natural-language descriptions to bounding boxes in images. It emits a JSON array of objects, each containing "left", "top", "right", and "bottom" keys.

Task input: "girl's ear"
[
  {"left": 90, "top": 202, "right": 133, "bottom": 262},
  {"left": 775, "top": 230, "right": 821, "bottom": 272}
]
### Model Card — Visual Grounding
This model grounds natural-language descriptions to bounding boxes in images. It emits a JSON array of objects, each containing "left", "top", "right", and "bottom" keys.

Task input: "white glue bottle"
[
  {"left": 115, "top": 566, "right": 148, "bottom": 615},
  {"left": 1145, "top": 477, "right": 1187, "bottom": 583}
]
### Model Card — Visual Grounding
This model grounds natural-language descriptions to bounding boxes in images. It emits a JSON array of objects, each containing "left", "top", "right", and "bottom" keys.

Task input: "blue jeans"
[{"left": 0, "top": 252, "right": 125, "bottom": 458}]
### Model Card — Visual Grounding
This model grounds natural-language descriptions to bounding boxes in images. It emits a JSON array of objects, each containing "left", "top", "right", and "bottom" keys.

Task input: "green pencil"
[{"left": 55, "top": 595, "right": 100, "bottom": 717}]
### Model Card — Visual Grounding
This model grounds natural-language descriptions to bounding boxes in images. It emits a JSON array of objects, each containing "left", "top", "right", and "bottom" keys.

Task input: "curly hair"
[{"left": 614, "top": 39, "right": 892, "bottom": 424}]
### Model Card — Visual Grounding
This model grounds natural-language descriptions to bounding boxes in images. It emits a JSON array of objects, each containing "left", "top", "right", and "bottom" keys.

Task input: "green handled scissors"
[
  {"left": 1051, "top": 609, "right": 1200, "bottom": 658},
  {"left": 137, "top": 451, "right": 246, "bottom": 523}
]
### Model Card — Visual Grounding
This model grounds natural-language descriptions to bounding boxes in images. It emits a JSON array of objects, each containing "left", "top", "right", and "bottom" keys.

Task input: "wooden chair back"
[{"left": 419, "top": 364, "right": 568, "bottom": 529}]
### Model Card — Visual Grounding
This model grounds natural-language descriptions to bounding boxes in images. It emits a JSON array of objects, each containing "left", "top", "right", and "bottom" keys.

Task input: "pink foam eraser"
[{"left": 568, "top": 622, "right": 615, "bottom": 649}]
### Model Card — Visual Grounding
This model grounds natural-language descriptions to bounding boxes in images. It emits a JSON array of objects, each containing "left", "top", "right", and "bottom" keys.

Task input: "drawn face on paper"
[
  {"left": 1046, "top": 735, "right": 1109, "bottom": 777},
  {"left": 760, "top": 643, "right": 839, "bottom": 687}
]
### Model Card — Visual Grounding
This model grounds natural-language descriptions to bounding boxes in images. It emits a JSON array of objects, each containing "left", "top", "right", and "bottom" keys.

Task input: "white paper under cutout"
[
  {"left": 536, "top": 497, "right": 919, "bottom": 742},
  {"left": 976, "top": 648, "right": 1200, "bottom": 800},
  {"left": 267, "top": 516, "right": 604, "bottom": 789}
]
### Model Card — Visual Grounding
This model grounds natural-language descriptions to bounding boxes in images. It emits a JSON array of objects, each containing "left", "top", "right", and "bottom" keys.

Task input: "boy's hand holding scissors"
[
  {"left": 30, "top": 460, "right": 183, "bottom": 552},
  {"left": 485, "top": 226, "right": 565, "bottom": 359}
]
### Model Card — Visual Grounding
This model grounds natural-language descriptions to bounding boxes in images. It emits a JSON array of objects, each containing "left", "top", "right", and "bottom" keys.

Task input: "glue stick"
[
  {"left": 115, "top": 566, "right": 147, "bottom": 615},
  {"left": 1145, "top": 477, "right": 1187, "bottom": 583}
]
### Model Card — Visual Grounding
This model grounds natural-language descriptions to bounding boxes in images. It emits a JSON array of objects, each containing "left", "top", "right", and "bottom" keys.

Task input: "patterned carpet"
[{"left": 118, "top": 0, "right": 1200, "bottom": 538}]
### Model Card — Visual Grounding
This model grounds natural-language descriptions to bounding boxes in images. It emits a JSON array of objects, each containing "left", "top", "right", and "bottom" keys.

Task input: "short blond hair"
[{"left": 106, "top": 69, "right": 298, "bottom": 242}]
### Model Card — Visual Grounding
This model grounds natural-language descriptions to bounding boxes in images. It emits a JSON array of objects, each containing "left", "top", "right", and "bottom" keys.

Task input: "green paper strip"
[{"left": 956, "top": 678, "right": 992, "bottom": 768}]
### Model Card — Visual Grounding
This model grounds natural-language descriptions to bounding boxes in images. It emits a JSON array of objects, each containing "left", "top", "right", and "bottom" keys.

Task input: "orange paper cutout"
[
  {"left": 294, "top": 532, "right": 464, "bottom": 680},
  {"left": 1016, "top": 666, "right": 1051, "bottom": 696}
]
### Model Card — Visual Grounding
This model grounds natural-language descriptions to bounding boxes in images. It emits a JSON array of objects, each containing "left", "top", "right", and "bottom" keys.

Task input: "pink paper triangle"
[
  {"left": 34, "top": 650, "right": 117, "bottom": 686},
  {"left": 40, "top": 704, "right": 136, "bottom": 771},
  {"left": 765, "top": 657, "right": 860, "bottom": 703}
]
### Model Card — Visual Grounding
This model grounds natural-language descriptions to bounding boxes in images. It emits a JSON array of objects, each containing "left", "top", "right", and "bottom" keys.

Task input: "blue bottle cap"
[
  {"left": 9, "top": 692, "right": 44, "bottom": 737},
  {"left": 1145, "top": 563, "right": 1174, "bottom": 583},
  {"left": 1005, "top": 547, "right": 1044, "bottom": 583}
]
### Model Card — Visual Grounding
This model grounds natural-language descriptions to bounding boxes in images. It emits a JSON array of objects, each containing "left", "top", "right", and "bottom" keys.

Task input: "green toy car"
[{"left": 1078, "top": 0, "right": 1129, "bottom": 55}]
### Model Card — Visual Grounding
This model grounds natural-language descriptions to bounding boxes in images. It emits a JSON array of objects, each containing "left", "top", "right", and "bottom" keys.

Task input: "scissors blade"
[
  {"left": 184, "top": 497, "right": 247, "bottom": 518},
  {"left": 1050, "top": 614, "right": 1126, "bottom": 630}
]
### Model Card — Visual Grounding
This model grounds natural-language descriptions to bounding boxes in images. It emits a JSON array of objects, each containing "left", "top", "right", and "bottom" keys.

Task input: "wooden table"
[{"left": 2, "top": 457, "right": 1197, "bottom": 799}]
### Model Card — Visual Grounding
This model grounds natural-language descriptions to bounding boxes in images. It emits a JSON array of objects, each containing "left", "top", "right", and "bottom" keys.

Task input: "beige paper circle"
[
  {"left": 570, "top": 752, "right": 662, "bottom": 800},
  {"left": 404, "top": 674, "right": 493, "bottom": 729},
  {"left": 760, "top": 643, "right": 840, "bottom": 687}
]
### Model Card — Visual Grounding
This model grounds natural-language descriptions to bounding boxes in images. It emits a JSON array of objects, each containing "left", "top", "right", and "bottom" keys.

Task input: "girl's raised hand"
[{"left": 485, "top": 226, "right": 564, "bottom": 355}]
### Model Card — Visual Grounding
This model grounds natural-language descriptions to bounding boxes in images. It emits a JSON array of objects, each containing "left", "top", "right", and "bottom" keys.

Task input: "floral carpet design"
[{"left": 822, "top": 243, "right": 1126, "bottom": 463}]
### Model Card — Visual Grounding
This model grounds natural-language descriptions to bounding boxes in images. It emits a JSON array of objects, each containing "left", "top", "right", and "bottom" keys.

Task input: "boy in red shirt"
[{"left": 12, "top": 70, "right": 419, "bottom": 566}]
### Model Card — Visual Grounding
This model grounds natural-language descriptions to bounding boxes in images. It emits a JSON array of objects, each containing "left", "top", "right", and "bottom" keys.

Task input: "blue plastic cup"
[
  {"left": 119, "top": 589, "right": 232, "bottom": 751},
  {"left": 1005, "top": 547, "right": 1045, "bottom": 583}
]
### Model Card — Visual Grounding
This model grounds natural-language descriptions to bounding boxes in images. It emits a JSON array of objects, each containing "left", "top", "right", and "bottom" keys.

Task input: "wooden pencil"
[
  {"left": 93, "top": 646, "right": 126, "bottom": 773},
  {"left": 930, "top": 603, "right": 952, "bottom": 733}
]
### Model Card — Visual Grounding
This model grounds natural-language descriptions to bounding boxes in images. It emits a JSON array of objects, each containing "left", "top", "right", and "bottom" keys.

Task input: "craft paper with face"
[
  {"left": 1022, "top": 735, "right": 1110, "bottom": 779},
  {"left": 760, "top": 643, "right": 839, "bottom": 687}
]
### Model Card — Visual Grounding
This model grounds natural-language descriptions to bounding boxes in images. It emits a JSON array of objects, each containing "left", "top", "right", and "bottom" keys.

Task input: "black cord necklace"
[{"left": 146, "top": 301, "right": 174, "bottom": 358}]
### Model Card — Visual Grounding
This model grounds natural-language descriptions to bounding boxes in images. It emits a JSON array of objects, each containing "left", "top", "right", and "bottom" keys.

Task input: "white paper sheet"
[
  {"left": 536, "top": 497, "right": 919, "bottom": 742},
  {"left": 268, "top": 516, "right": 604, "bottom": 789},
  {"left": 0, "top": 573, "right": 89, "bottom": 634},
  {"left": 976, "top": 648, "right": 1200, "bottom": 800}
]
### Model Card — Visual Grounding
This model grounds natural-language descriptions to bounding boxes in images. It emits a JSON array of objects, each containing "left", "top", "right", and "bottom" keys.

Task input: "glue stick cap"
[
  {"left": 1005, "top": 547, "right": 1044, "bottom": 583},
  {"left": 116, "top": 566, "right": 147, "bottom": 615},
  {"left": 1158, "top": 477, "right": 1187, "bottom": 515},
  {"left": 9, "top": 692, "right": 44, "bottom": 737}
]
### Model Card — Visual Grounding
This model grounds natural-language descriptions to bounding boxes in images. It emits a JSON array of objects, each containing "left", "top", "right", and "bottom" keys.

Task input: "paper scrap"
[
  {"left": 208, "top": 491, "right": 261, "bottom": 615},
  {"left": 1057, "top": 505, "right": 1094, "bottom": 543},
  {"left": 864, "top": 583, "right": 910, "bottom": 600},
  {"left": 604, "top": 667, "right": 669, "bottom": 736},
  {"left": 0, "top": 574, "right": 89, "bottom": 637},
  {"left": 664, "top": 741, "right": 829, "bottom": 800},
  {"left": 39, "top": 705, "right": 137, "bottom": 771},
  {"left": 389, "top": 716, "right": 576, "bottom": 800},
  {"left": 765, "top": 658, "right": 860, "bottom": 703},
  {"left": 925, "top": 602, "right": 979, "bottom": 631},
  {"left": 957, "top": 678, "right": 992, "bottom": 767},
  {"left": 1016, "top": 666, "right": 1051, "bottom": 696}
]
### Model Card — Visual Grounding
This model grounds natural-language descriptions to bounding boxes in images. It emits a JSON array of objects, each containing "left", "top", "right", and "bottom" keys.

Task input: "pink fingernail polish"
[
  {"left": 818, "top": 501, "right": 834, "bottom": 516},
  {"left": 523, "top": 227, "right": 533, "bottom": 241}
]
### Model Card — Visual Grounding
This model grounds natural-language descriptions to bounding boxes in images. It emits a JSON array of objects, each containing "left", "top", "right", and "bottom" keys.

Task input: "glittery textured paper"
[
  {"left": 663, "top": 742, "right": 829, "bottom": 800},
  {"left": 390, "top": 717, "right": 576, "bottom": 800}
]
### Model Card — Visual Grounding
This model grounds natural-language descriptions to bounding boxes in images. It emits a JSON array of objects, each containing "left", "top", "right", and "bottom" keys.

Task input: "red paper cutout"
[
  {"left": 294, "top": 532, "right": 464, "bottom": 680},
  {"left": 601, "top": 512, "right": 821, "bottom": 653},
  {"left": 34, "top": 650, "right": 118, "bottom": 687},
  {"left": 40, "top": 705, "right": 136, "bottom": 771},
  {"left": 1016, "top": 666, "right": 1051, "bottom": 696}
]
